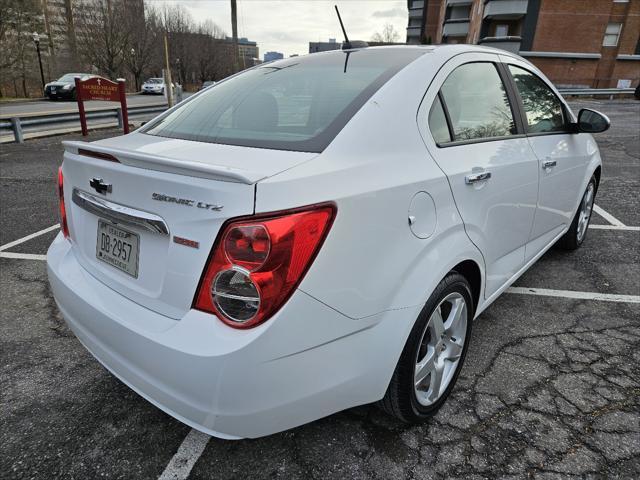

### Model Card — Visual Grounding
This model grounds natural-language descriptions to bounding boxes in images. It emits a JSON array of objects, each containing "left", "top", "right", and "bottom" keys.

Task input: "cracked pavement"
[{"left": 1, "top": 99, "right": 639, "bottom": 479}]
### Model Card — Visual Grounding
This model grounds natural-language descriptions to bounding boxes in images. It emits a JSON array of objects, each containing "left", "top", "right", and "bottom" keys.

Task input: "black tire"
[
  {"left": 378, "top": 272, "right": 473, "bottom": 423},
  {"left": 558, "top": 176, "right": 597, "bottom": 251}
]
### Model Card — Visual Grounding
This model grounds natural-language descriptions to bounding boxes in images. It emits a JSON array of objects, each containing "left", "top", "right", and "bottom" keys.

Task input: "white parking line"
[
  {"left": 0, "top": 224, "right": 59, "bottom": 252},
  {"left": 0, "top": 252, "right": 47, "bottom": 261},
  {"left": 593, "top": 204, "right": 626, "bottom": 227},
  {"left": 158, "top": 428, "right": 211, "bottom": 480},
  {"left": 507, "top": 287, "right": 640, "bottom": 304},
  {"left": 589, "top": 224, "right": 640, "bottom": 232}
]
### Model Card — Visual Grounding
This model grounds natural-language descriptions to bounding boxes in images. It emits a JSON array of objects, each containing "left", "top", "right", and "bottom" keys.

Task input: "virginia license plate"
[{"left": 96, "top": 220, "right": 139, "bottom": 277}]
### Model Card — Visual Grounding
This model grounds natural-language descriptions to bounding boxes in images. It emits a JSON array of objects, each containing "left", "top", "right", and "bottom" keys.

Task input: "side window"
[
  {"left": 428, "top": 95, "right": 451, "bottom": 144},
  {"left": 439, "top": 62, "right": 516, "bottom": 141},
  {"left": 508, "top": 65, "right": 565, "bottom": 134}
]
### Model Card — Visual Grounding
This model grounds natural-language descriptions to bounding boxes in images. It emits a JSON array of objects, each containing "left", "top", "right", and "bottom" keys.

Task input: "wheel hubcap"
[
  {"left": 414, "top": 292, "right": 468, "bottom": 407},
  {"left": 577, "top": 183, "right": 595, "bottom": 242}
]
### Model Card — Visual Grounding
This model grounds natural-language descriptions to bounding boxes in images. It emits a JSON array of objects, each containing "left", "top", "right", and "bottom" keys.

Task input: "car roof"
[
  {"left": 293, "top": 44, "right": 530, "bottom": 78},
  {"left": 306, "top": 44, "right": 521, "bottom": 61}
]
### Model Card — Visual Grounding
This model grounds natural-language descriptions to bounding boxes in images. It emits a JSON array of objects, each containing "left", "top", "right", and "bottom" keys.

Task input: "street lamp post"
[
  {"left": 32, "top": 32, "right": 45, "bottom": 92},
  {"left": 130, "top": 48, "right": 138, "bottom": 91}
]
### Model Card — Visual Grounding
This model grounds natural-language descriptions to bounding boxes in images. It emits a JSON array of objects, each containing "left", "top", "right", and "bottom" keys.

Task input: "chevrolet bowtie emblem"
[{"left": 90, "top": 178, "right": 112, "bottom": 195}]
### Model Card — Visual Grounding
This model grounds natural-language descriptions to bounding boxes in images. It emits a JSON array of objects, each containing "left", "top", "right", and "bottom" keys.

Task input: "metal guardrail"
[
  {"left": 558, "top": 87, "right": 636, "bottom": 97},
  {"left": 0, "top": 87, "right": 636, "bottom": 144},
  {"left": 0, "top": 103, "right": 167, "bottom": 143}
]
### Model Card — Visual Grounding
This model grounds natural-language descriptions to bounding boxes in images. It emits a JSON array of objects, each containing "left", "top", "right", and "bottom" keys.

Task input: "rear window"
[{"left": 143, "top": 48, "right": 425, "bottom": 152}]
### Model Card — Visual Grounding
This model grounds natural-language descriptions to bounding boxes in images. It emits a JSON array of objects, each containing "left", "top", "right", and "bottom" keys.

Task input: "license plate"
[
  {"left": 51, "top": 87, "right": 56, "bottom": 93},
  {"left": 96, "top": 220, "right": 139, "bottom": 277}
]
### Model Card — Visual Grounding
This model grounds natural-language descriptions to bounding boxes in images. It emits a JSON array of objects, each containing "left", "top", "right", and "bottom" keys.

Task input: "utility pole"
[
  {"left": 163, "top": 32, "right": 174, "bottom": 107},
  {"left": 231, "top": 0, "right": 239, "bottom": 72}
]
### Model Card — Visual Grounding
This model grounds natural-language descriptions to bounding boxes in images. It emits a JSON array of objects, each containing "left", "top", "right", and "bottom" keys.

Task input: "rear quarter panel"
[{"left": 256, "top": 49, "right": 485, "bottom": 320}]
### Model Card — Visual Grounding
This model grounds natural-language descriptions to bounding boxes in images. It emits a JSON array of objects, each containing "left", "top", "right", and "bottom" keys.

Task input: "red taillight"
[
  {"left": 224, "top": 225, "right": 270, "bottom": 271},
  {"left": 57, "top": 167, "right": 69, "bottom": 239},
  {"left": 194, "top": 204, "right": 336, "bottom": 329}
]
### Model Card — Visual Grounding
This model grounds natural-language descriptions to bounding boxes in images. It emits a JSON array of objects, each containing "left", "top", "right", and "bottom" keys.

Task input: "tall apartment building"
[
  {"left": 406, "top": 0, "right": 640, "bottom": 88},
  {"left": 39, "top": 0, "right": 79, "bottom": 76},
  {"left": 40, "top": 0, "right": 145, "bottom": 77},
  {"left": 226, "top": 37, "right": 259, "bottom": 67}
]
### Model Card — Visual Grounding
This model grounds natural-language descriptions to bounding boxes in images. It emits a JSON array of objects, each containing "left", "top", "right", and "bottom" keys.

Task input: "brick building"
[{"left": 406, "top": 0, "right": 640, "bottom": 88}]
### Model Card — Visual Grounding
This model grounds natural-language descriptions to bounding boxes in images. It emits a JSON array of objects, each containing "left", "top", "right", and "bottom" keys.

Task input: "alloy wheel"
[
  {"left": 414, "top": 292, "right": 468, "bottom": 406},
  {"left": 577, "top": 182, "right": 595, "bottom": 243}
]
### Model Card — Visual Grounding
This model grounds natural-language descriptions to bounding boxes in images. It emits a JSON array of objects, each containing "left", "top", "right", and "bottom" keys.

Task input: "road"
[
  {"left": 0, "top": 92, "right": 193, "bottom": 117},
  {"left": 1, "top": 99, "right": 639, "bottom": 479}
]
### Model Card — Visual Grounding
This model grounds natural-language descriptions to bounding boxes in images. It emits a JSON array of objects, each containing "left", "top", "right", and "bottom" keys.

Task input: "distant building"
[
  {"left": 264, "top": 51, "right": 284, "bottom": 62},
  {"left": 309, "top": 38, "right": 342, "bottom": 53},
  {"left": 406, "top": 0, "right": 640, "bottom": 88},
  {"left": 39, "top": 0, "right": 145, "bottom": 77},
  {"left": 226, "top": 37, "right": 259, "bottom": 68}
]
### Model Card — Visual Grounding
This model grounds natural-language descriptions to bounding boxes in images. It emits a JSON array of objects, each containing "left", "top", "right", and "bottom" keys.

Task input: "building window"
[
  {"left": 495, "top": 24, "right": 509, "bottom": 37},
  {"left": 603, "top": 23, "right": 622, "bottom": 46}
]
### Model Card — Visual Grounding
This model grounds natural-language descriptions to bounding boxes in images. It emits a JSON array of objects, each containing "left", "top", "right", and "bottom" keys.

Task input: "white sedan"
[
  {"left": 48, "top": 45, "right": 609, "bottom": 439},
  {"left": 141, "top": 77, "right": 173, "bottom": 95}
]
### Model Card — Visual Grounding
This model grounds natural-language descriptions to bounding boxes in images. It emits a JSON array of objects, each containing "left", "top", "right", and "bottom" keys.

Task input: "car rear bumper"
[{"left": 47, "top": 233, "right": 411, "bottom": 438}]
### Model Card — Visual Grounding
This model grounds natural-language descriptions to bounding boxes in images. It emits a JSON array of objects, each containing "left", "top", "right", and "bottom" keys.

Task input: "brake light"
[
  {"left": 194, "top": 203, "right": 336, "bottom": 329},
  {"left": 57, "top": 167, "right": 69, "bottom": 239},
  {"left": 78, "top": 148, "right": 119, "bottom": 162}
]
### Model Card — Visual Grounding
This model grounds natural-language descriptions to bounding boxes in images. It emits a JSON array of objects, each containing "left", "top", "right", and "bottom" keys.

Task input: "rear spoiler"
[{"left": 62, "top": 140, "right": 263, "bottom": 184}]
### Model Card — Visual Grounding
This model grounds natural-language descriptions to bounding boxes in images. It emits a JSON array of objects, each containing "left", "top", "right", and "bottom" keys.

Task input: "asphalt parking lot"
[{"left": 1, "top": 98, "right": 638, "bottom": 479}]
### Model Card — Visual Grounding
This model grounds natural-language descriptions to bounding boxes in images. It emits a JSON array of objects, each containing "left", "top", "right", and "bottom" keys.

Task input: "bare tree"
[
  {"left": 371, "top": 23, "right": 401, "bottom": 43},
  {"left": 193, "top": 20, "right": 228, "bottom": 83},
  {"left": 75, "top": 0, "right": 130, "bottom": 79},
  {"left": 125, "top": 4, "right": 161, "bottom": 90},
  {"left": 159, "top": 4, "right": 196, "bottom": 86},
  {"left": 157, "top": 5, "right": 230, "bottom": 88},
  {"left": 0, "top": 0, "right": 44, "bottom": 97}
]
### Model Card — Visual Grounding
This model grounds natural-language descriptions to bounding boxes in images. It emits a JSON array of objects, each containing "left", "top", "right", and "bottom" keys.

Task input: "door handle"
[
  {"left": 465, "top": 171, "right": 492, "bottom": 184},
  {"left": 542, "top": 159, "right": 557, "bottom": 169}
]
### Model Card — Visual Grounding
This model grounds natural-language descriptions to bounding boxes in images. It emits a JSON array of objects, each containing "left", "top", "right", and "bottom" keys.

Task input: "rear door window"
[
  {"left": 428, "top": 95, "right": 452, "bottom": 144},
  {"left": 438, "top": 62, "right": 517, "bottom": 142}
]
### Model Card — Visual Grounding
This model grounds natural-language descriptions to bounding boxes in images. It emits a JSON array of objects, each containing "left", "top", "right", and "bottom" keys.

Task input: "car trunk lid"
[{"left": 61, "top": 135, "right": 316, "bottom": 319}]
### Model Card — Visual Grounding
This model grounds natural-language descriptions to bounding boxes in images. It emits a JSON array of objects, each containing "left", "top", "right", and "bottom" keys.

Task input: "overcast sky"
[{"left": 152, "top": 0, "right": 408, "bottom": 58}]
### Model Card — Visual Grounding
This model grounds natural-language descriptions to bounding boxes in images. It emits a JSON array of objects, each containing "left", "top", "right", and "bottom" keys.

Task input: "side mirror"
[{"left": 577, "top": 108, "right": 610, "bottom": 133}]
